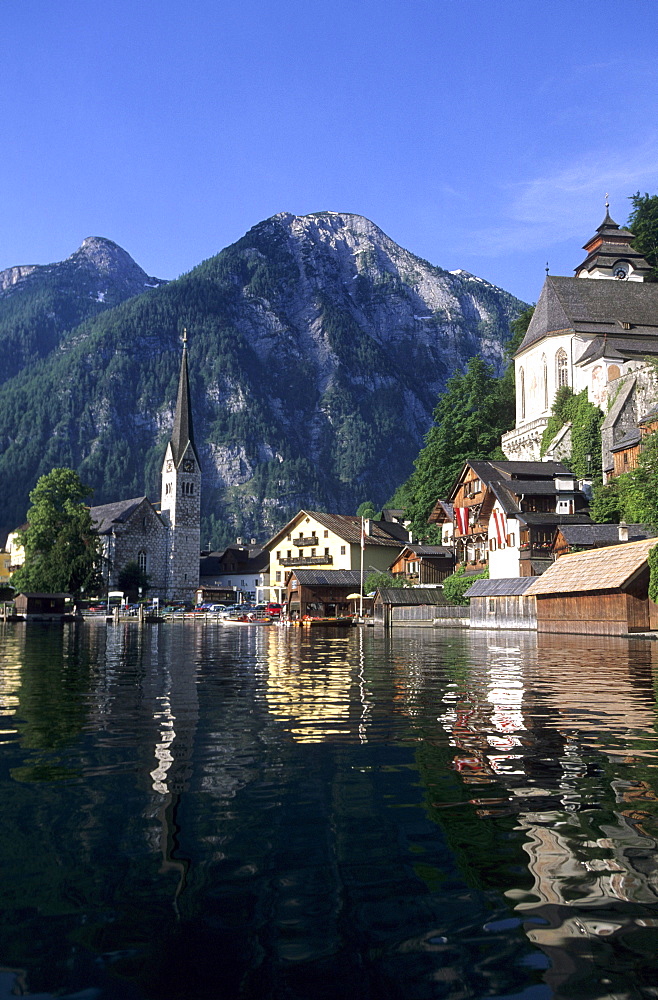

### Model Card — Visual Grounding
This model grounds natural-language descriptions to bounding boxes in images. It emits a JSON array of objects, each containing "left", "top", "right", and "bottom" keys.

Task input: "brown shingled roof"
[{"left": 525, "top": 537, "right": 658, "bottom": 596}]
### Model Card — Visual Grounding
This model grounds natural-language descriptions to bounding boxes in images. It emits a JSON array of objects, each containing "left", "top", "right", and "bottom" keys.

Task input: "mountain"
[
  {"left": 0, "top": 237, "right": 166, "bottom": 385},
  {"left": 0, "top": 212, "right": 527, "bottom": 544}
]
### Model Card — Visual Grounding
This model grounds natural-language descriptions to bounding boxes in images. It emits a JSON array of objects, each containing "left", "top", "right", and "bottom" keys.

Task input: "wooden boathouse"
[
  {"left": 525, "top": 537, "right": 658, "bottom": 636},
  {"left": 464, "top": 577, "right": 537, "bottom": 630}
]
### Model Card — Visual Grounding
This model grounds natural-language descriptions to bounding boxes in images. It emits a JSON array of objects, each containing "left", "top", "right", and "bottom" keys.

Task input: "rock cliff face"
[
  {"left": 0, "top": 213, "right": 526, "bottom": 543},
  {"left": 0, "top": 237, "right": 166, "bottom": 384}
]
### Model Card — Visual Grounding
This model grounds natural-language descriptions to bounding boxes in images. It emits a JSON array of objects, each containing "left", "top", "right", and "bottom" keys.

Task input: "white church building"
[{"left": 502, "top": 207, "right": 658, "bottom": 470}]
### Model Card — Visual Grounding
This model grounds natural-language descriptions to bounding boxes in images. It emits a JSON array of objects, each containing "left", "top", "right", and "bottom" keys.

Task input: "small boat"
[
  {"left": 223, "top": 615, "right": 272, "bottom": 626},
  {"left": 301, "top": 616, "right": 354, "bottom": 627}
]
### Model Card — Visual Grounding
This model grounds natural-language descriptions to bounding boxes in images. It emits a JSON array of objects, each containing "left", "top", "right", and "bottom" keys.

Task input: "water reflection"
[{"left": 0, "top": 622, "right": 657, "bottom": 998}]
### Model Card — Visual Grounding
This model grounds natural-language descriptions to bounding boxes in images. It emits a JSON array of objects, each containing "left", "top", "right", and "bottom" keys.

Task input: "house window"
[
  {"left": 299, "top": 549, "right": 304, "bottom": 556},
  {"left": 325, "top": 547, "right": 329, "bottom": 556},
  {"left": 287, "top": 534, "right": 291, "bottom": 541},
  {"left": 507, "top": 533, "right": 515, "bottom": 547},
  {"left": 276, "top": 550, "right": 281, "bottom": 559},
  {"left": 276, "top": 571, "right": 281, "bottom": 582},
  {"left": 138, "top": 551, "right": 147, "bottom": 572},
  {"left": 165, "top": 483, "right": 172, "bottom": 495},
  {"left": 311, "top": 548, "right": 316, "bottom": 556},
  {"left": 556, "top": 348, "right": 568, "bottom": 388},
  {"left": 489, "top": 539, "right": 497, "bottom": 551},
  {"left": 519, "top": 367, "right": 525, "bottom": 420},
  {"left": 488, "top": 599, "right": 495, "bottom": 613},
  {"left": 340, "top": 545, "right": 346, "bottom": 555},
  {"left": 324, "top": 530, "right": 328, "bottom": 538},
  {"left": 287, "top": 550, "right": 291, "bottom": 558}
]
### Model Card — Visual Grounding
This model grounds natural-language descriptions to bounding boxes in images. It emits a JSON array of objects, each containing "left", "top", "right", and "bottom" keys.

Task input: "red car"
[{"left": 265, "top": 602, "right": 282, "bottom": 617}]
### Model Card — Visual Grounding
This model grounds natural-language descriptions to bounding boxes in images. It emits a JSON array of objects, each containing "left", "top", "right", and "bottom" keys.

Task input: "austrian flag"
[{"left": 455, "top": 507, "right": 469, "bottom": 535}]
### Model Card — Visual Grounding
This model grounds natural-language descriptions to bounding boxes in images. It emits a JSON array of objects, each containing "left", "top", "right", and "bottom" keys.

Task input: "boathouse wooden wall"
[
  {"left": 535, "top": 587, "right": 652, "bottom": 636},
  {"left": 469, "top": 594, "right": 537, "bottom": 630}
]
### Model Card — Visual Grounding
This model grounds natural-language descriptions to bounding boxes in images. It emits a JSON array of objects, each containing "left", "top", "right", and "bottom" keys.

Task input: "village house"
[
  {"left": 525, "top": 536, "right": 658, "bottom": 636},
  {"left": 552, "top": 522, "right": 655, "bottom": 559},
  {"left": 429, "top": 460, "right": 591, "bottom": 578},
  {"left": 197, "top": 542, "right": 269, "bottom": 605},
  {"left": 501, "top": 207, "right": 658, "bottom": 473},
  {"left": 388, "top": 543, "right": 454, "bottom": 586},
  {"left": 607, "top": 406, "right": 658, "bottom": 479},
  {"left": 263, "top": 511, "right": 409, "bottom": 604}
]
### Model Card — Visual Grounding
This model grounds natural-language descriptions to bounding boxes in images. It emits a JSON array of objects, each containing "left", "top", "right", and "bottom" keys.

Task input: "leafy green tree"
[
  {"left": 441, "top": 567, "right": 488, "bottom": 606},
  {"left": 356, "top": 501, "right": 378, "bottom": 519},
  {"left": 364, "top": 571, "right": 409, "bottom": 593},
  {"left": 540, "top": 387, "right": 603, "bottom": 480},
  {"left": 590, "top": 480, "right": 622, "bottom": 523},
  {"left": 614, "top": 430, "right": 658, "bottom": 527},
  {"left": 117, "top": 561, "right": 150, "bottom": 601},
  {"left": 11, "top": 468, "right": 102, "bottom": 596},
  {"left": 648, "top": 544, "right": 658, "bottom": 604},
  {"left": 628, "top": 192, "right": 658, "bottom": 282}
]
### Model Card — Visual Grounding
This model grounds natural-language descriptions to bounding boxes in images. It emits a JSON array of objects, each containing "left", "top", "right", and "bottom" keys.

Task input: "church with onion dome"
[{"left": 501, "top": 203, "right": 658, "bottom": 475}]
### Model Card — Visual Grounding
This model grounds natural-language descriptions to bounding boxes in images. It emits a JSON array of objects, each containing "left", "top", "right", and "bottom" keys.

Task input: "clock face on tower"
[
  {"left": 166, "top": 460, "right": 173, "bottom": 472},
  {"left": 614, "top": 263, "right": 629, "bottom": 280},
  {"left": 183, "top": 459, "right": 195, "bottom": 472}
]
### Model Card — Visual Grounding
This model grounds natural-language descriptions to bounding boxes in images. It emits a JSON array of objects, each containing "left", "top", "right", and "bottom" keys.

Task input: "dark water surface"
[{"left": 1, "top": 622, "right": 658, "bottom": 1000}]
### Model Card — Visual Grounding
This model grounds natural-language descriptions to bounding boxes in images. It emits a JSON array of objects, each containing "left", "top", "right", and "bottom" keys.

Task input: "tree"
[
  {"left": 615, "top": 430, "right": 658, "bottom": 527},
  {"left": 628, "top": 192, "right": 658, "bottom": 282},
  {"left": 10, "top": 468, "right": 103, "bottom": 596},
  {"left": 117, "top": 561, "right": 150, "bottom": 601},
  {"left": 441, "top": 567, "right": 488, "bottom": 606},
  {"left": 364, "top": 571, "right": 408, "bottom": 593},
  {"left": 389, "top": 356, "right": 517, "bottom": 538},
  {"left": 356, "top": 501, "right": 378, "bottom": 519}
]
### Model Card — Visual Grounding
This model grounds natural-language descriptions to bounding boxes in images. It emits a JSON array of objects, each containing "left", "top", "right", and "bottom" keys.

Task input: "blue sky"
[{"left": 2, "top": 0, "right": 658, "bottom": 303}]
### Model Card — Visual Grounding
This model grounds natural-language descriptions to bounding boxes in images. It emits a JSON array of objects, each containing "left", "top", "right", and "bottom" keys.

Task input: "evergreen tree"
[
  {"left": 11, "top": 468, "right": 103, "bottom": 596},
  {"left": 628, "top": 192, "right": 658, "bottom": 282},
  {"left": 390, "top": 356, "right": 517, "bottom": 537}
]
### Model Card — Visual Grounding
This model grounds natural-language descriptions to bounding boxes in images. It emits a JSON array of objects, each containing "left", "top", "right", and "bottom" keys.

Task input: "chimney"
[
  {"left": 250, "top": 537, "right": 256, "bottom": 545},
  {"left": 618, "top": 522, "right": 629, "bottom": 543},
  {"left": 236, "top": 536, "right": 242, "bottom": 545},
  {"left": 365, "top": 519, "right": 372, "bottom": 536}
]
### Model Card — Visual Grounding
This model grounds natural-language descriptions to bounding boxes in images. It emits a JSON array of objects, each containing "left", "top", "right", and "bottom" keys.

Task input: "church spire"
[{"left": 170, "top": 330, "right": 198, "bottom": 467}]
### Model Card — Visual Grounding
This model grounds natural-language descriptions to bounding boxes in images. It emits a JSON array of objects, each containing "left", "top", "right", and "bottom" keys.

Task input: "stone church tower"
[{"left": 160, "top": 335, "right": 201, "bottom": 602}]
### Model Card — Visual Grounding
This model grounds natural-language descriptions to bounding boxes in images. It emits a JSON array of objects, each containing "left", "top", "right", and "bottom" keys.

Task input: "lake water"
[{"left": 1, "top": 622, "right": 658, "bottom": 1000}]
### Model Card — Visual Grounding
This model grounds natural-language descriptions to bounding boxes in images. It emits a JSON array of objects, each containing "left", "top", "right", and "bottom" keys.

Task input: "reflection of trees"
[{"left": 11, "top": 623, "right": 97, "bottom": 782}]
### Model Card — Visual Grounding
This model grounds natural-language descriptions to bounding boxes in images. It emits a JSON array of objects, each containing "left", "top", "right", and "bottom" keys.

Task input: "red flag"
[{"left": 493, "top": 510, "right": 503, "bottom": 546}]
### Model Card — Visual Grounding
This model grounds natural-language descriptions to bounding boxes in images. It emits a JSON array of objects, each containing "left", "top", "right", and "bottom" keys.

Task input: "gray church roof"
[
  {"left": 90, "top": 497, "right": 152, "bottom": 534},
  {"left": 516, "top": 277, "right": 658, "bottom": 355}
]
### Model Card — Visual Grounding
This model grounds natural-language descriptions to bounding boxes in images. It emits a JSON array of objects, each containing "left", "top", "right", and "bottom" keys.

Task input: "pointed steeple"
[{"left": 170, "top": 330, "right": 198, "bottom": 467}]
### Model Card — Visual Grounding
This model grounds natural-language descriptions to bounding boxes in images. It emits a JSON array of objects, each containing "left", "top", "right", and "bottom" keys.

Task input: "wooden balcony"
[
  {"left": 292, "top": 536, "right": 319, "bottom": 547},
  {"left": 279, "top": 555, "right": 333, "bottom": 567}
]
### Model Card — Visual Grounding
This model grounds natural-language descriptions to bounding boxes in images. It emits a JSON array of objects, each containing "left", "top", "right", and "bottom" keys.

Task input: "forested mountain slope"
[
  {"left": 0, "top": 237, "right": 166, "bottom": 386},
  {"left": 0, "top": 212, "right": 527, "bottom": 544}
]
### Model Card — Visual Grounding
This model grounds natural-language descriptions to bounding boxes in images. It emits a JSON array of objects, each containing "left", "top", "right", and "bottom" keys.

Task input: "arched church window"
[
  {"left": 519, "top": 367, "right": 525, "bottom": 420},
  {"left": 138, "top": 550, "right": 147, "bottom": 573},
  {"left": 556, "top": 348, "right": 568, "bottom": 389},
  {"left": 542, "top": 354, "right": 548, "bottom": 410}
]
